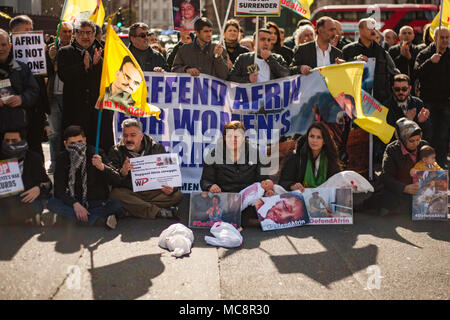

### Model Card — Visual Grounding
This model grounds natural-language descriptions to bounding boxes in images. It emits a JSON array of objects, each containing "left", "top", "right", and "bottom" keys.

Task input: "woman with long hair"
[
  {"left": 279, "top": 122, "right": 342, "bottom": 191},
  {"left": 265, "top": 21, "right": 293, "bottom": 65}
]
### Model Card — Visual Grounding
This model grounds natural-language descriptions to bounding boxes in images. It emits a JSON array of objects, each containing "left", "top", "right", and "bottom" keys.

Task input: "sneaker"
[
  {"left": 106, "top": 215, "right": 118, "bottom": 230},
  {"left": 159, "top": 207, "right": 179, "bottom": 219}
]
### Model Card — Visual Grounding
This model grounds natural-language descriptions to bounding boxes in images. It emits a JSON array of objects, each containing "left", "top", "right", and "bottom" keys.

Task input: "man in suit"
[{"left": 290, "top": 16, "right": 344, "bottom": 76}]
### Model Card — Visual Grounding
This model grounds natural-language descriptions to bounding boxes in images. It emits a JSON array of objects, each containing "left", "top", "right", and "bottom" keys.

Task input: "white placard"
[
  {"left": 130, "top": 153, "right": 182, "bottom": 192},
  {"left": 0, "top": 159, "right": 25, "bottom": 198},
  {"left": 12, "top": 31, "right": 48, "bottom": 75},
  {"left": 235, "top": 0, "right": 281, "bottom": 17}
]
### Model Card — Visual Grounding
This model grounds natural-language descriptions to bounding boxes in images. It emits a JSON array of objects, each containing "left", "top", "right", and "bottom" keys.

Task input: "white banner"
[{"left": 12, "top": 31, "right": 47, "bottom": 75}]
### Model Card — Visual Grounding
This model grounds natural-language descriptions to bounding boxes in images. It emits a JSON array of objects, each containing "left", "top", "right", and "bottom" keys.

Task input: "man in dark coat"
[
  {"left": 290, "top": 16, "right": 344, "bottom": 76},
  {"left": 58, "top": 20, "right": 114, "bottom": 152},
  {"left": 343, "top": 18, "right": 398, "bottom": 103},
  {"left": 0, "top": 128, "right": 52, "bottom": 224}
]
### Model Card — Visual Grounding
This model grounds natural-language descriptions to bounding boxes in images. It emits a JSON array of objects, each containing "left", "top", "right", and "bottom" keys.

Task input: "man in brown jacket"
[{"left": 172, "top": 17, "right": 229, "bottom": 80}]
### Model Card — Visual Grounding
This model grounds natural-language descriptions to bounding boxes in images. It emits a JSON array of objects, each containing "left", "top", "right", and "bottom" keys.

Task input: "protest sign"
[
  {"left": 189, "top": 192, "right": 242, "bottom": 228},
  {"left": 235, "top": 0, "right": 281, "bottom": 17},
  {"left": 0, "top": 159, "right": 25, "bottom": 198},
  {"left": 255, "top": 191, "right": 309, "bottom": 231},
  {"left": 302, "top": 188, "right": 353, "bottom": 225},
  {"left": 12, "top": 31, "right": 47, "bottom": 75},
  {"left": 412, "top": 170, "right": 448, "bottom": 220},
  {"left": 130, "top": 153, "right": 182, "bottom": 192}
]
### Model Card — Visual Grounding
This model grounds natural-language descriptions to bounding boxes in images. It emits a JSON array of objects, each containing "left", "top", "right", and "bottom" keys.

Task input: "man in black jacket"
[
  {"left": 0, "top": 128, "right": 52, "bottom": 224},
  {"left": 108, "top": 119, "right": 183, "bottom": 219},
  {"left": 290, "top": 16, "right": 344, "bottom": 76},
  {"left": 388, "top": 26, "right": 421, "bottom": 82},
  {"left": 166, "top": 30, "right": 193, "bottom": 70},
  {"left": 47, "top": 126, "right": 122, "bottom": 228},
  {"left": 343, "top": 18, "right": 398, "bottom": 103},
  {"left": 128, "top": 22, "right": 168, "bottom": 72},
  {"left": 229, "top": 28, "right": 289, "bottom": 83},
  {"left": 414, "top": 27, "right": 450, "bottom": 168},
  {"left": 58, "top": 20, "right": 114, "bottom": 152}
]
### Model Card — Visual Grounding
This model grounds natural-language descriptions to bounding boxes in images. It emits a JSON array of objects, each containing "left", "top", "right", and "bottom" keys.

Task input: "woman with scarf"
[
  {"left": 364, "top": 118, "right": 428, "bottom": 215},
  {"left": 200, "top": 121, "right": 274, "bottom": 226},
  {"left": 265, "top": 22, "right": 293, "bottom": 65},
  {"left": 0, "top": 128, "right": 51, "bottom": 225},
  {"left": 47, "top": 126, "right": 123, "bottom": 228},
  {"left": 279, "top": 122, "right": 342, "bottom": 192}
]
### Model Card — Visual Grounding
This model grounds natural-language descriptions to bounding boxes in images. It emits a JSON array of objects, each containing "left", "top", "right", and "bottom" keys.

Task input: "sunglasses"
[
  {"left": 393, "top": 87, "right": 409, "bottom": 92},
  {"left": 135, "top": 32, "right": 151, "bottom": 38}
]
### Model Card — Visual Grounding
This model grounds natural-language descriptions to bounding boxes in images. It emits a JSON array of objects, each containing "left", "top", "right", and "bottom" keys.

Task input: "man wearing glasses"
[
  {"left": 128, "top": 22, "right": 168, "bottom": 72},
  {"left": 385, "top": 74, "right": 431, "bottom": 142},
  {"left": 58, "top": 20, "right": 115, "bottom": 152}
]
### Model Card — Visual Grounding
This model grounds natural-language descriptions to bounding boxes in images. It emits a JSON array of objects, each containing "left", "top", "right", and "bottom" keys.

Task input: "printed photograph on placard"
[
  {"left": 302, "top": 188, "right": 353, "bottom": 225},
  {"left": 255, "top": 191, "right": 310, "bottom": 231},
  {"left": 173, "top": 0, "right": 201, "bottom": 31},
  {"left": 412, "top": 170, "right": 448, "bottom": 220},
  {"left": 0, "top": 79, "right": 14, "bottom": 103},
  {"left": 189, "top": 192, "right": 241, "bottom": 228}
]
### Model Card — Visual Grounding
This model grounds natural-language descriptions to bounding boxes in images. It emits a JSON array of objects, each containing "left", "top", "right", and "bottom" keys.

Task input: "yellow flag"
[
  {"left": 0, "top": 11, "right": 12, "bottom": 20},
  {"left": 281, "top": 0, "right": 314, "bottom": 19},
  {"left": 96, "top": 22, "right": 161, "bottom": 119},
  {"left": 62, "top": 0, "right": 99, "bottom": 23},
  {"left": 89, "top": 1, "right": 105, "bottom": 26},
  {"left": 429, "top": 0, "right": 450, "bottom": 40},
  {"left": 317, "top": 62, "right": 395, "bottom": 144}
]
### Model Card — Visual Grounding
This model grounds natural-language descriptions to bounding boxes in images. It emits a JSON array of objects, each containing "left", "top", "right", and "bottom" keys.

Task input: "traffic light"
[{"left": 116, "top": 7, "right": 124, "bottom": 28}]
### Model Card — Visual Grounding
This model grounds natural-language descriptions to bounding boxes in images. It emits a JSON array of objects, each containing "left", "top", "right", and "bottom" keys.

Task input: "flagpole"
[
  {"left": 254, "top": 17, "right": 259, "bottom": 66},
  {"left": 212, "top": 0, "right": 223, "bottom": 35},
  {"left": 54, "top": 0, "right": 69, "bottom": 47},
  {"left": 220, "top": 0, "right": 233, "bottom": 47}
]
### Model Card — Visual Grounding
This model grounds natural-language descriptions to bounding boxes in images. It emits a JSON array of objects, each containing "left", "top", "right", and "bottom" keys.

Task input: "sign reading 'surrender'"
[
  {"left": 12, "top": 31, "right": 47, "bottom": 76},
  {"left": 235, "top": 0, "right": 281, "bottom": 17}
]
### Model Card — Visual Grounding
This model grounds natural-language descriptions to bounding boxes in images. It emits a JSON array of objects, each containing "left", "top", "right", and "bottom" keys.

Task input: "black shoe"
[{"left": 159, "top": 207, "right": 179, "bottom": 220}]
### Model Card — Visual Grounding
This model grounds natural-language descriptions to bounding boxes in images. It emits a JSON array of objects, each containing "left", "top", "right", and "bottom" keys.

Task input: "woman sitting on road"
[
  {"left": 278, "top": 122, "right": 342, "bottom": 192},
  {"left": 200, "top": 121, "right": 274, "bottom": 226}
]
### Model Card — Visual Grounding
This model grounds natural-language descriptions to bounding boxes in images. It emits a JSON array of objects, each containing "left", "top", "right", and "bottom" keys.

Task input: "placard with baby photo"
[
  {"left": 302, "top": 188, "right": 353, "bottom": 225},
  {"left": 412, "top": 170, "right": 448, "bottom": 220},
  {"left": 189, "top": 192, "right": 242, "bottom": 228}
]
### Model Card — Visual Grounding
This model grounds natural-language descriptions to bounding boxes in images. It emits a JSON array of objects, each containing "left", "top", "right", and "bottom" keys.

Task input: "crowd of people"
[{"left": 0, "top": 13, "right": 448, "bottom": 227}]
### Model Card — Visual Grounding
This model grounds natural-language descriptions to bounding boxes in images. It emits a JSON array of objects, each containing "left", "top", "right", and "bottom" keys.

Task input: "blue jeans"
[
  {"left": 47, "top": 198, "right": 122, "bottom": 226},
  {"left": 0, "top": 195, "right": 44, "bottom": 224},
  {"left": 48, "top": 94, "right": 63, "bottom": 166}
]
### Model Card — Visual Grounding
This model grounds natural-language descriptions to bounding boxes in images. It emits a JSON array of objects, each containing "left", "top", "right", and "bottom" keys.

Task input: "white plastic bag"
[
  {"left": 158, "top": 223, "right": 194, "bottom": 257},
  {"left": 318, "top": 170, "right": 374, "bottom": 193},
  {"left": 205, "top": 222, "right": 243, "bottom": 248}
]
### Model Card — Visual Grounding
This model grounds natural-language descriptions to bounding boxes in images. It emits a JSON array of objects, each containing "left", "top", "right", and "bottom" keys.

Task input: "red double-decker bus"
[{"left": 311, "top": 4, "right": 438, "bottom": 43}]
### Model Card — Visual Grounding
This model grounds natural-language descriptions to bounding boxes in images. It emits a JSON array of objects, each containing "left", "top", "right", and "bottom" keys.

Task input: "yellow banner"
[
  {"left": 429, "top": 0, "right": 450, "bottom": 40},
  {"left": 89, "top": 1, "right": 105, "bottom": 26},
  {"left": 62, "top": 0, "right": 99, "bottom": 24},
  {"left": 97, "top": 22, "right": 161, "bottom": 118}
]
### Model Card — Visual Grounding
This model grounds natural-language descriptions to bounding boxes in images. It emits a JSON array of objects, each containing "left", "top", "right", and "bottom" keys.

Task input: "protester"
[
  {"left": 95, "top": 24, "right": 104, "bottom": 47},
  {"left": 128, "top": 22, "right": 168, "bottom": 72},
  {"left": 0, "top": 128, "right": 52, "bottom": 225},
  {"left": 290, "top": 16, "right": 344, "bottom": 76},
  {"left": 229, "top": 28, "right": 289, "bottom": 83},
  {"left": 46, "top": 21, "right": 73, "bottom": 174},
  {"left": 343, "top": 18, "right": 398, "bottom": 103},
  {"left": 0, "top": 29, "right": 39, "bottom": 136},
  {"left": 166, "top": 30, "right": 193, "bottom": 70},
  {"left": 239, "top": 37, "right": 254, "bottom": 52},
  {"left": 200, "top": 121, "right": 274, "bottom": 226},
  {"left": 382, "top": 29, "right": 398, "bottom": 50},
  {"left": 47, "top": 125, "right": 122, "bottom": 228},
  {"left": 9, "top": 15, "right": 50, "bottom": 162},
  {"left": 388, "top": 26, "right": 421, "bottom": 80},
  {"left": 108, "top": 118, "right": 183, "bottom": 219},
  {"left": 414, "top": 26, "right": 450, "bottom": 168},
  {"left": 266, "top": 21, "right": 293, "bottom": 65},
  {"left": 172, "top": 17, "right": 229, "bottom": 80},
  {"left": 385, "top": 74, "right": 431, "bottom": 141},
  {"left": 58, "top": 19, "right": 114, "bottom": 151},
  {"left": 374, "top": 29, "right": 383, "bottom": 45},
  {"left": 293, "top": 24, "right": 315, "bottom": 47},
  {"left": 332, "top": 20, "right": 351, "bottom": 50},
  {"left": 223, "top": 19, "right": 249, "bottom": 64},
  {"left": 363, "top": 118, "right": 428, "bottom": 215},
  {"left": 284, "top": 19, "right": 314, "bottom": 49},
  {"left": 279, "top": 28, "right": 286, "bottom": 44},
  {"left": 278, "top": 122, "right": 342, "bottom": 191}
]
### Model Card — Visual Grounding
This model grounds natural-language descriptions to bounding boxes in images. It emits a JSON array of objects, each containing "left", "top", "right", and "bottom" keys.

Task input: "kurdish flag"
[
  {"left": 429, "top": 0, "right": 450, "bottom": 40},
  {"left": 96, "top": 21, "right": 161, "bottom": 119},
  {"left": 62, "top": 0, "right": 104, "bottom": 25},
  {"left": 318, "top": 62, "right": 395, "bottom": 144},
  {"left": 281, "top": 0, "right": 314, "bottom": 19}
]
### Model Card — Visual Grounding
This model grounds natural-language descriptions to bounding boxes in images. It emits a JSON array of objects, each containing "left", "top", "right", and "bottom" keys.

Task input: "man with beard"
[
  {"left": 58, "top": 20, "right": 114, "bottom": 152},
  {"left": 0, "top": 128, "right": 52, "bottom": 225},
  {"left": 108, "top": 118, "right": 183, "bottom": 220}
]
